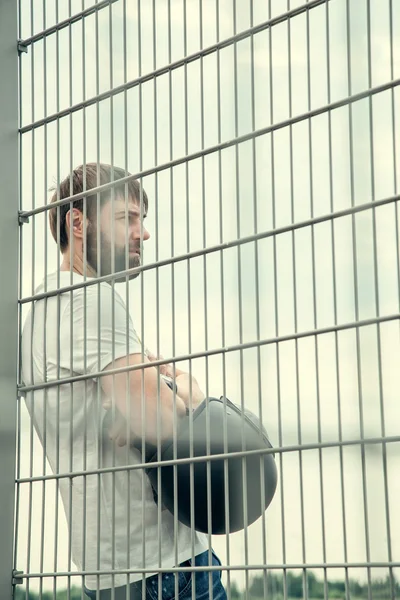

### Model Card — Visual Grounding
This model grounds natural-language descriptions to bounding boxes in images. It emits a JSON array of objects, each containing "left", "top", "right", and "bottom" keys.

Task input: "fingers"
[
  {"left": 147, "top": 349, "right": 191, "bottom": 380},
  {"left": 147, "top": 350, "right": 174, "bottom": 377},
  {"left": 174, "top": 373, "right": 205, "bottom": 407},
  {"left": 145, "top": 349, "right": 157, "bottom": 362}
]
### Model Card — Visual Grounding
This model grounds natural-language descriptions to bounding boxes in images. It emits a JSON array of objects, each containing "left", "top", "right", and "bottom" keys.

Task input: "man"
[{"left": 21, "top": 163, "right": 226, "bottom": 599}]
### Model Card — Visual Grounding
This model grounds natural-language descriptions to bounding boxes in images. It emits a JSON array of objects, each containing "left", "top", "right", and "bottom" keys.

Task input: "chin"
[
  {"left": 110, "top": 269, "right": 140, "bottom": 283},
  {"left": 112, "top": 261, "right": 141, "bottom": 282}
]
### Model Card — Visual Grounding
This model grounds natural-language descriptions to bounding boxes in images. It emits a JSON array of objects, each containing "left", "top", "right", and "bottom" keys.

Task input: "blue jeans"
[{"left": 84, "top": 550, "right": 226, "bottom": 600}]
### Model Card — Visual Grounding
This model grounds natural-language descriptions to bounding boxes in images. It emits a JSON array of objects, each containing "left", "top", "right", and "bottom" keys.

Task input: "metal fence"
[{"left": 0, "top": 0, "right": 399, "bottom": 598}]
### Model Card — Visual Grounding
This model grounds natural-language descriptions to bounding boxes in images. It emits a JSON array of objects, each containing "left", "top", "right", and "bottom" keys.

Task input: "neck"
[{"left": 60, "top": 253, "right": 97, "bottom": 279}]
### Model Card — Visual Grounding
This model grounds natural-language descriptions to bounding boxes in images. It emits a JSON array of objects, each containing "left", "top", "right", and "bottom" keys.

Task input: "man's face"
[{"left": 86, "top": 195, "right": 150, "bottom": 280}]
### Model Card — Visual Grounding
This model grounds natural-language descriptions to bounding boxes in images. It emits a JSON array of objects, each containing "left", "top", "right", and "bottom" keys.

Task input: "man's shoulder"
[
  {"left": 86, "top": 281, "right": 127, "bottom": 307},
  {"left": 67, "top": 281, "right": 129, "bottom": 323}
]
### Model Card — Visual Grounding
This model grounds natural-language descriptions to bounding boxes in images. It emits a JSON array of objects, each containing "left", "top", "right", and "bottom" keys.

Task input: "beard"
[{"left": 86, "top": 224, "right": 141, "bottom": 281}]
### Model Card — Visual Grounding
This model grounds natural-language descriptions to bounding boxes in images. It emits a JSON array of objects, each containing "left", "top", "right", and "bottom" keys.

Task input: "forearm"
[{"left": 116, "top": 370, "right": 186, "bottom": 444}]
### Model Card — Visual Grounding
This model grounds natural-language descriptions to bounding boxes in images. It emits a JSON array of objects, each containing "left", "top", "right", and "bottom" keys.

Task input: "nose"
[{"left": 132, "top": 222, "right": 150, "bottom": 242}]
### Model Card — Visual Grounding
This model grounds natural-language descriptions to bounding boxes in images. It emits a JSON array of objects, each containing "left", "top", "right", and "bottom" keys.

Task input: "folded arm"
[{"left": 101, "top": 353, "right": 187, "bottom": 445}]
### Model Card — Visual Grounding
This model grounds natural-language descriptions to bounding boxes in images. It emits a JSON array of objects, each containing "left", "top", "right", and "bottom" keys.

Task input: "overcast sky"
[{"left": 16, "top": 0, "right": 400, "bottom": 594}]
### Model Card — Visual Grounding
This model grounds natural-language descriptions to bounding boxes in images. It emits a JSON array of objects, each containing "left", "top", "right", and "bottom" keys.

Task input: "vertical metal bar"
[
  {"left": 108, "top": 4, "right": 117, "bottom": 598},
  {"left": 166, "top": 3, "right": 181, "bottom": 596},
  {"left": 0, "top": 1, "right": 19, "bottom": 598},
  {"left": 27, "top": 4, "right": 35, "bottom": 598},
  {"left": 14, "top": 1, "right": 24, "bottom": 598},
  {"left": 268, "top": 0, "right": 290, "bottom": 600},
  {"left": 293, "top": 156, "right": 308, "bottom": 600},
  {"left": 94, "top": 3, "right": 102, "bottom": 597},
  {"left": 67, "top": 5, "right": 75, "bottom": 600},
  {"left": 268, "top": 2, "right": 288, "bottom": 599},
  {"left": 389, "top": 0, "right": 398, "bottom": 202},
  {"left": 53, "top": 1, "right": 62, "bottom": 595},
  {"left": 14, "top": 0, "right": 23, "bottom": 589},
  {"left": 300, "top": 8, "right": 317, "bottom": 596},
  {"left": 305, "top": 6, "right": 329, "bottom": 600},
  {"left": 40, "top": 0, "right": 48, "bottom": 555},
  {"left": 345, "top": 2, "right": 372, "bottom": 598},
  {"left": 388, "top": 2, "right": 399, "bottom": 591},
  {"left": 135, "top": 2, "right": 147, "bottom": 598},
  {"left": 150, "top": 5, "right": 163, "bottom": 598},
  {"left": 286, "top": 3, "right": 296, "bottom": 599},
  {"left": 198, "top": 2, "right": 214, "bottom": 595},
  {"left": 248, "top": 6, "right": 268, "bottom": 599},
  {"left": 121, "top": 1, "right": 132, "bottom": 598},
  {"left": 181, "top": 1, "right": 197, "bottom": 578},
  {"left": 81, "top": 2, "right": 89, "bottom": 598},
  {"left": 182, "top": 8, "right": 198, "bottom": 597},
  {"left": 38, "top": 3, "right": 49, "bottom": 597},
  {"left": 389, "top": 6, "right": 400, "bottom": 313},
  {"left": 231, "top": 3, "right": 250, "bottom": 596},
  {"left": 365, "top": 3, "right": 395, "bottom": 598},
  {"left": 325, "top": 2, "right": 350, "bottom": 599},
  {"left": 215, "top": 2, "right": 231, "bottom": 598}
]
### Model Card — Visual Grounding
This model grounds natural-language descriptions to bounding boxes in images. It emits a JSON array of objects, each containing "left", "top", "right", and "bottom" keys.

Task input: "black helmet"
[{"left": 134, "top": 395, "right": 277, "bottom": 535}]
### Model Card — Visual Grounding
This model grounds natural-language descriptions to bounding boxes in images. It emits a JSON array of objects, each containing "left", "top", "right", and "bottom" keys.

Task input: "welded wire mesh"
[{"left": 7, "top": 0, "right": 400, "bottom": 599}]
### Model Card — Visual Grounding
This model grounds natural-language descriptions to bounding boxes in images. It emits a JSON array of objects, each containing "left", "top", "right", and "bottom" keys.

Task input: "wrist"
[{"left": 178, "top": 392, "right": 205, "bottom": 410}]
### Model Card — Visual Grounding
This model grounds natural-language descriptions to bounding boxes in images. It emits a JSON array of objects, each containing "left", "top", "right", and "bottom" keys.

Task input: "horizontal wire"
[
  {"left": 15, "top": 434, "right": 400, "bottom": 485},
  {"left": 19, "top": 0, "right": 332, "bottom": 133},
  {"left": 19, "top": 560, "right": 400, "bottom": 580},
  {"left": 18, "top": 0, "right": 120, "bottom": 47},
  {"left": 18, "top": 312, "right": 400, "bottom": 394},
  {"left": 20, "top": 76, "right": 400, "bottom": 217}
]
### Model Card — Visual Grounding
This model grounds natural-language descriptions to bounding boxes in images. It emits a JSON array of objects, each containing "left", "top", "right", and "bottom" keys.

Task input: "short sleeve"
[{"left": 60, "top": 283, "right": 143, "bottom": 376}]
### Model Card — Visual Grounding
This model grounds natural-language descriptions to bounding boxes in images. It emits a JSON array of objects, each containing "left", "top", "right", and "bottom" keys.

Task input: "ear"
[{"left": 66, "top": 208, "right": 86, "bottom": 241}]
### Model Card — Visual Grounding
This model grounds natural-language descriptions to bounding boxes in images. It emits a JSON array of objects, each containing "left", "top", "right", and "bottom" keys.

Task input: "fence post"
[{"left": 0, "top": 0, "right": 20, "bottom": 598}]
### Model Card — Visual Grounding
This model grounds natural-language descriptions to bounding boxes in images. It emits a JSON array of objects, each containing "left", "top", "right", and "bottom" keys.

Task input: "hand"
[
  {"left": 146, "top": 350, "right": 175, "bottom": 378},
  {"left": 174, "top": 373, "right": 205, "bottom": 409},
  {"left": 146, "top": 349, "right": 205, "bottom": 409},
  {"left": 146, "top": 349, "right": 186, "bottom": 379}
]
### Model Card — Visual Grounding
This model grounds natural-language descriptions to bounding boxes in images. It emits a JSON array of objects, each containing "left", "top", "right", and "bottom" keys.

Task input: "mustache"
[{"left": 87, "top": 230, "right": 141, "bottom": 256}]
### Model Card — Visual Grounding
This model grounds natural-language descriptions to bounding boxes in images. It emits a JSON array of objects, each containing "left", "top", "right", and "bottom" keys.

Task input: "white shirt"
[{"left": 21, "top": 271, "right": 207, "bottom": 590}]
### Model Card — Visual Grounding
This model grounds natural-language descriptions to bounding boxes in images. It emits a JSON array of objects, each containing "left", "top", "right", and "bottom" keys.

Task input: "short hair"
[{"left": 48, "top": 163, "right": 148, "bottom": 252}]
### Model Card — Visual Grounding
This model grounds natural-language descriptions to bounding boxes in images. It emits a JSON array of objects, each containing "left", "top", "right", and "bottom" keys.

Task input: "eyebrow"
[{"left": 115, "top": 209, "right": 147, "bottom": 218}]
